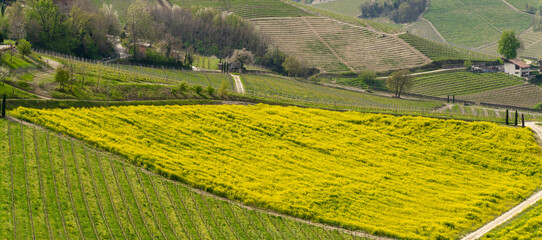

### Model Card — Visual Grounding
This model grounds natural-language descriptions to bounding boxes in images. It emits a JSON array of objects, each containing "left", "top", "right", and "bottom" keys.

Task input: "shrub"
[
  {"left": 194, "top": 85, "right": 203, "bottom": 94},
  {"left": 218, "top": 82, "right": 229, "bottom": 97},
  {"left": 206, "top": 85, "right": 215, "bottom": 96}
]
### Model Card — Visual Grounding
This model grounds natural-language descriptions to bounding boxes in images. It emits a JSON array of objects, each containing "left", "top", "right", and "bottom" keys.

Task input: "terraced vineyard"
[
  {"left": 423, "top": 0, "right": 532, "bottom": 48},
  {"left": 458, "top": 84, "right": 542, "bottom": 108},
  {"left": 11, "top": 105, "right": 542, "bottom": 239},
  {"left": 399, "top": 34, "right": 498, "bottom": 61},
  {"left": 408, "top": 72, "right": 524, "bottom": 97},
  {"left": 167, "top": 0, "right": 312, "bottom": 18},
  {"left": 251, "top": 17, "right": 430, "bottom": 72},
  {"left": 479, "top": 31, "right": 542, "bottom": 59},
  {"left": 482, "top": 202, "right": 542, "bottom": 239},
  {"left": 0, "top": 119, "right": 366, "bottom": 240},
  {"left": 242, "top": 73, "right": 442, "bottom": 110}
]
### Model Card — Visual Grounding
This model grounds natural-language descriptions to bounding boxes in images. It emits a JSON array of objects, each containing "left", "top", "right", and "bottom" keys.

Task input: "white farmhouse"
[{"left": 504, "top": 59, "right": 530, "bottom": 78}]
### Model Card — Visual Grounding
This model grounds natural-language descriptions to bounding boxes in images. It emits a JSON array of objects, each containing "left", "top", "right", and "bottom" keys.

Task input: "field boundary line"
[{"left": 461, "top": 121, "right": 542, "bottom": 240}]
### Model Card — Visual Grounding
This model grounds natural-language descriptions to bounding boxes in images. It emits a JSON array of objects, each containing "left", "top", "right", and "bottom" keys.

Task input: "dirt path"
[
  {"left": 230, "top": 74, "right": 245, "bottom": 94},
  {"left": 500, "top": 0, "right": 520, "bottom": 12},
  {"left": 42, "top": 57, "right": 62, "bottom": 70},
  {"left": 461, "top": 122, "right": 542, "bottom": 240}
]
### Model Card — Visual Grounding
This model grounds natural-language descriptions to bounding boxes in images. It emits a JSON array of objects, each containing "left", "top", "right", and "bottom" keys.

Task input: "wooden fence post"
[
  {"left": 1, "top": 94, "right": 6, "bottom": 118},
  {"left": 515, "top": 110, "right": 518, "bottom": 126}
]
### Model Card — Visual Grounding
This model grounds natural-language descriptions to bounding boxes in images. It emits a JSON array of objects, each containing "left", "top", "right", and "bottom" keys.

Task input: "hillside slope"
[
  {"left": 423, "top": 0, "right": 532, "bottom": 48},
  {"left": 251, "top": 16, "right": 430, "bottom": 72}
]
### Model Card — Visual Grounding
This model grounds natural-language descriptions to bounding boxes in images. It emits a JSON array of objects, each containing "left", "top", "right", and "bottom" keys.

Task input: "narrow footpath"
[
  {"left": 230, "top": 74, "right": 245, "bottom": 94},
  {"left": 461, "top": 121, "right": 542, "bottom": 240}
]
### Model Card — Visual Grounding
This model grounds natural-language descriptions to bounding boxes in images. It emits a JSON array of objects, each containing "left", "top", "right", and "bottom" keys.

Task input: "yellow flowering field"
[{"left": 11, "top": 105, "right": 542, "bottom": 239}]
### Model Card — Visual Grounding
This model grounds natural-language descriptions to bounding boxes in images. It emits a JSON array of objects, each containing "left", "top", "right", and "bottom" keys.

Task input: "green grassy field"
[
  {"left": 399, "top": 33, "right": 498, "bottom": 61},
  {"left": 39, "top": 54, "right": 232, "bottom": 100},
  {"left": 2, "top": 53, "right": 37, "bottom": 70},
  {"left": 423, "top": 0, "right": 532, "bottom": 48},
  {"left": 482, "top": 201, "right": 542, "bottom": 239},
  {"left": 312, "top": 0, "right": 369, "bottom": 17},
  {"left": 168, "top": 0, "right": 312, "bottom": 18},
  {"left": 408, "top": 72, "right": 524, "bottom": 97},
  {"left": 287, "top": 0, "right": 404, "bottom": 34},
  {"left": 243, "top": 73, "right": 442, "bottom": 110},
  {"left": 0, "top": 119, "right": 367, "bottom": 240},
  {"left": 505, "top": 0, "right": 539, "bottom": 12}
]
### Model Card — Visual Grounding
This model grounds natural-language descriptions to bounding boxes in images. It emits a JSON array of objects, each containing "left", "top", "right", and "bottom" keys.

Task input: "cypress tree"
[{"left": 506, "top": 109, "right": 509, "bottom": 125}]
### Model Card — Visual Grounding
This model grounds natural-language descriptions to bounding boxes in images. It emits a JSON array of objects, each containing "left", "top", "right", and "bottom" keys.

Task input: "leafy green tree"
[
  {"left": 206, "top": 85, "right": 215, "bottom": 96},
  {"left": 126, "top": 0, "right": 153, "bottom": 59},
  {"left": 386, "top": 69, "right": 414, "bottom": 98},
  {"left": 17, "top": 39, "right": 31, "bottom": 57},
  {"left": 55, "top": 67, "right": 70, "bottom": 91},
  {"left": 464, "top": 60, "right": 472, "bottom": 71},
  {"left": 218, "top": 81, "right": 229, "bottom": 97},
  {"left": 498, "top": 31, "right": 521, "bottom": 59}
]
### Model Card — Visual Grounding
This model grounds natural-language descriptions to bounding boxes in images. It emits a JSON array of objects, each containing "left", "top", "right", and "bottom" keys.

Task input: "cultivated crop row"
[
  {"left": 0, "top": 119, "right": 364, "bottom": 240},
  {"left": 399, "top": 33, "right": 498, "bottom": 61},
  {"left": 458, "top": 84, "right": 542, "bottom": 109},
  {"left": 10, "top": 105, "right": 542, "bottom": 239},
  {"left": 423, "top": 0, "right": 532, "bottom": 48},
  {"left": 36, "top": 49, "right": 232, "bottom": 89},
  {"left": 250, "top": 17, "right": 428, "bottom": 72},
  {"left": 409, "top": 72, "right": 524, "bottom": 97},
  {"left": 168, "top": 0, "right": 311, "bottom": 18}
]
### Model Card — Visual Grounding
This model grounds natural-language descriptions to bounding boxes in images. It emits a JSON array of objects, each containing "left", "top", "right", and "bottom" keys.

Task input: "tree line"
[
  {"left": 360, "top": 0, "right": 426, "bottom": 23},
  {"left": 0, "top": 0, "right": 315, "bottom": 77}
]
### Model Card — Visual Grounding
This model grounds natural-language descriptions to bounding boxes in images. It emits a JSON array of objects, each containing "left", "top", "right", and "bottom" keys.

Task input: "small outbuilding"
[{"left": 504, "top": 59, "right": 530, "bottom": 78}]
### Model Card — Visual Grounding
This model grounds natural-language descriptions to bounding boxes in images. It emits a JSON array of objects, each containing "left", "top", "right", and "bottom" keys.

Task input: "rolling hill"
[
  {"left": 423, "top": 0, "right": 532, "bottom": 48},
  {"left": 251, "top": 16, "right": 430, "bottom": 72}
]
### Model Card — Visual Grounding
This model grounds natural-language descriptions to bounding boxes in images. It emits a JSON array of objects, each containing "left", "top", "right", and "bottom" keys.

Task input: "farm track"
[
  {"left": 461, "top": 122, "right": 542, "bottom": 239},
  {"left": 231, "top": 74, "right": 245, "bottom": 94}
]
